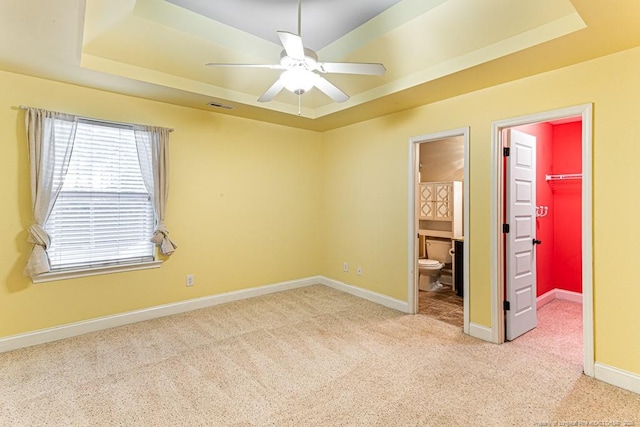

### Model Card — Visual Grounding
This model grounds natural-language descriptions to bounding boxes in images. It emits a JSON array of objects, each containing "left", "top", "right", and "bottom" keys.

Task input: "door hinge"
[
  {"left": 503, "top": 147, "right": 510, "bottom": 157},
  {"left": 502, "top": 223, "right": 510, "bottom": 233},
  {"left": 503, "top": 300, "right": 511, "bottom": 311}
]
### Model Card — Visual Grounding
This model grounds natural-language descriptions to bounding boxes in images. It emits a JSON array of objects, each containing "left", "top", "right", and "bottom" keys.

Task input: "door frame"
[
  {"left": 490, "top": 104, "right": 594, "bottom": 376},
  {"left": 408, "top": 127, "right": 470, "bottom": 334}
]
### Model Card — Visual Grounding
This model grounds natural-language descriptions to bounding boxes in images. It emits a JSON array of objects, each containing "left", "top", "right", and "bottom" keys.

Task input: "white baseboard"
[
  {"left": 0, "top": 276, "right": 412, "bottom": 353},
  {"left": 537, "top": 289, "right": 556, "bottom": 308},
  {"left": 469, "top": 322, "right": 493, "bottom": 342},
  {"left": 537, "top": 288, "right": 582, "bottom": 308},
  {"left": 594, "top": 363, "right": 640, "bottom": 394},
  {"left": 319, "top": 276, "right": 410, "bottom": 313},
  {"left": 556, "top": 289, "right": 582, "bottom": 303},
  {"left": 0, "top": 276, "right": 320, "bottom": 354}
]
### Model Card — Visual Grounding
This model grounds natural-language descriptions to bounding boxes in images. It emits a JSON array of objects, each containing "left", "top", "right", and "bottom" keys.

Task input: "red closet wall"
[
  {"left": 513, "top": 121, "right": 582, "bottom": 296},
  {"left": 552, "top": 122, "right": 582, "bottom": 294}
]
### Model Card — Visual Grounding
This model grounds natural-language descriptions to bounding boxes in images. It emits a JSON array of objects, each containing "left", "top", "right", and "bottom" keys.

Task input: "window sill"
[{"left": 32, "top": 260, "right": 163, "bottom": 283}]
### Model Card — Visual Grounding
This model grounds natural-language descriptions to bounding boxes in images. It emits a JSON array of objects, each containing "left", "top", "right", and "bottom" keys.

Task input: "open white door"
[{"left": 505, "top": 129, "right": 538, "bottom": 340}]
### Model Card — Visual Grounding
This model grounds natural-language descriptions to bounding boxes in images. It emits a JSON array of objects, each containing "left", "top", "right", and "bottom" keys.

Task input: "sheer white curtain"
[
  {"left": 24, "top": 108, "right": 78, "bottom": 277},
  {"left": 134, "top": 126, "right": 177, "bottom": 255}
]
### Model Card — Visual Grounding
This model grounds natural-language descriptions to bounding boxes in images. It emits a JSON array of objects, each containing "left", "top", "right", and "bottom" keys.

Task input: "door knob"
[{"left": 532, "top": 239, "right": 542, "bottom": 245}]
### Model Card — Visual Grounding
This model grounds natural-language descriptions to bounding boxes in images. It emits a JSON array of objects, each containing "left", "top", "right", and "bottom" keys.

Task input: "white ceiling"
[
  {"left": 1, "top": 0, "right": 640, "bottom": 131},
  {"left": 165, "top": 0, "right": 404, "bottom": 51}
]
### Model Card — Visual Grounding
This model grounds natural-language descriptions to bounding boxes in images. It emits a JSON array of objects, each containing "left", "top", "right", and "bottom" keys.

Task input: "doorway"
[
  {"left": 408, "top": 127, "right": 470, "bottom": 334},
  {"left": 490, "top": 104, "right": 594, "bottom": 376}
]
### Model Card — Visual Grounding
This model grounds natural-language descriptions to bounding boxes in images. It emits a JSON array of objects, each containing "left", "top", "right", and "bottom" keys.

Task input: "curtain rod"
[{"left": 16, "top": 105, "right": 174, "bottom": 132}]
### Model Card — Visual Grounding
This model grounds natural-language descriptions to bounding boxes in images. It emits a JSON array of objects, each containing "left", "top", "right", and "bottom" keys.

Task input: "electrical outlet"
[
  {"left": 186, "top": 274, "right": 194, "bottom": 287},
  {"left": 357, "top": 266, "right": 363, "bottom": 276},
  {"left": 343, "top": 262, "right": 349, "bottom": 272}
]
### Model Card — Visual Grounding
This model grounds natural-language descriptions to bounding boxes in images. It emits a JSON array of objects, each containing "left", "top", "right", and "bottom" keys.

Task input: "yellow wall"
[
  {"left": 321, "top": 46, "right": 640, "bottom": 375},
  {"left": 2, "top": 45, "right": 640, "bottom": 378},
  {"left": 0, "top": 70, "right": 322, "bottom": 337}
]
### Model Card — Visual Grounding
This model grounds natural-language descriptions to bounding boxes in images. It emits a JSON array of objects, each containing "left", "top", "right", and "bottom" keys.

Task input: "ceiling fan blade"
[
  {"left": 277, "top": 31, "right": 305, "bottom": 60},
  {"left": 258, "top": 79, "right": 285, "bottom": 102},
  {"left": 317, "top": 62, "right": 386, "bottom": 76},
  {"left": 206, "top": 63, "right": 285, "bottom": 70},
  {"left": 314, "top": 76, "right": 349, "bottom": 103}
]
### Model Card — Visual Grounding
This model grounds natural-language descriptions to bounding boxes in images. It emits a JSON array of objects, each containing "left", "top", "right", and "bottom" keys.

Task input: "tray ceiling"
[{"left": 1, "top": 0, "right": 640, "bottom": 130}]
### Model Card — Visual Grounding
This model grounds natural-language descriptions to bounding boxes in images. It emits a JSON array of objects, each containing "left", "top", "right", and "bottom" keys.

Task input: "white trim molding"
[
  {"left": 469, "top": 323, "right": 493, "bottom": 342},
  {"left": 594, "top": 363, "right": 640, "bottom": 395},
  {"left": 537, "top": 289, "right": 557, "bottom": 309},
  {"left": 320, "top": 276, "right": 410, "bottom": 313},
  {"left": 1, "top": 276, "right": 412, "bottom": 354},
  {"left": 0, "top": 276, "right": 320, "bottom": 353},
  {"left": 556, "top": 289, "right": 582, "bottom": 304},
  {"left": 33, "top": 260, "right": 163, "bottom": 283},
  {"left": 537, "top": 288, "right": 583, "bottom": 309}
]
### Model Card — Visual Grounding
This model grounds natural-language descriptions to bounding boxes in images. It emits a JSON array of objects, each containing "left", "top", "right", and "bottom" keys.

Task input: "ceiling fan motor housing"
[{"left": 280, "top": 48, "right": 319, "bottom": 70}]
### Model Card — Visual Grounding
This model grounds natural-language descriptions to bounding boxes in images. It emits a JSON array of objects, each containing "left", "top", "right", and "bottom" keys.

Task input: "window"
[{"left": 45, "top": 120, "right": 155, "bottom": 271}]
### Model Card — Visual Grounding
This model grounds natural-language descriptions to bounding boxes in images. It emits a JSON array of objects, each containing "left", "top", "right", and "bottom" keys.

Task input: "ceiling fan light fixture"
[{"left": 279, "top": 69, "right": 318, "bottom": 95}]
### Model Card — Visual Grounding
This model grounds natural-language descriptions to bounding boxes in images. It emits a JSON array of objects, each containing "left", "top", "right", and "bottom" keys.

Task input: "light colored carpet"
[
  {"left": 510, "top": 298, "right": 584, "bottom": 368},
  {"left": 1, "top": 285, "right": 638, "bottom": 426}
]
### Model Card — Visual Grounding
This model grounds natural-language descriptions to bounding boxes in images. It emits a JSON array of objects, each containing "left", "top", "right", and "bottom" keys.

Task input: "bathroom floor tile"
[{"left": 418, "top": 287, "right": 463, "bottom": 328}]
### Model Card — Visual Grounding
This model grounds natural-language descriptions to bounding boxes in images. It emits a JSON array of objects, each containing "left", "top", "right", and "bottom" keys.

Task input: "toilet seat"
[{"left": 418, "top": 259, "right": 443, "bottom": 269}]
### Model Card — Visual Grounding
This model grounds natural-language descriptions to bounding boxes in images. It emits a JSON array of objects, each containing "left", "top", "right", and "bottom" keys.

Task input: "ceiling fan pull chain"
[{"left": 298, "top": 93, "right": 302, "bottom": 116}]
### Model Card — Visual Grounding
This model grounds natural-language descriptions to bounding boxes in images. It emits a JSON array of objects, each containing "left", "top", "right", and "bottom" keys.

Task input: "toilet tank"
[{"left": 426, "top": 238, "right": 453, "bottom": 263}]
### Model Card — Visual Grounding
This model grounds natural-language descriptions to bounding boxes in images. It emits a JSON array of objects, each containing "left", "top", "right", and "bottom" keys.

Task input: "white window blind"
[{"left": 46, "top": 119, "right": 155, "bottom": 270}]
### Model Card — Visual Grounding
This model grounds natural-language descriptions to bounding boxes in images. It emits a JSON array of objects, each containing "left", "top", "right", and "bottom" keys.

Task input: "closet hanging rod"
[
  {"left": 545, "top": 173, "right": 582, "bottom": 181},
  {"left": 16, "top": 105, "right": 174, "bottom": 132}
]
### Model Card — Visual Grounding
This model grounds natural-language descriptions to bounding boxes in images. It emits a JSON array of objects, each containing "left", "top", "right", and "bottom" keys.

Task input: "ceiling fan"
[{"left": 206, "top": 0, "right": 386, "bottom": 104}]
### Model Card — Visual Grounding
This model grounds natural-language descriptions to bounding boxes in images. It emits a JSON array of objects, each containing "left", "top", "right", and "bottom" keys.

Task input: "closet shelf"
[
  {"left": 546, "top": 173, "right": 582, "bottom": 192},
  {"left": 545, "top": 173, "right": 582, "bottom": 181}
]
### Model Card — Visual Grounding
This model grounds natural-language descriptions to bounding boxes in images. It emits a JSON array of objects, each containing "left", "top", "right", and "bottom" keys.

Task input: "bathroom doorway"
[
  {"left": 490, "top": 104, "right": 594, "bottom": 376},
  {"left": 408, "top": 128, "right": 469, "bottom": 333}
]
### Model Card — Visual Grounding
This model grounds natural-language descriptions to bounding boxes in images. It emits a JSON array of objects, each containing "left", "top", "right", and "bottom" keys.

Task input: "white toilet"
[{"left": 418, "top": 238, "right": 453, "bottom": 291}]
